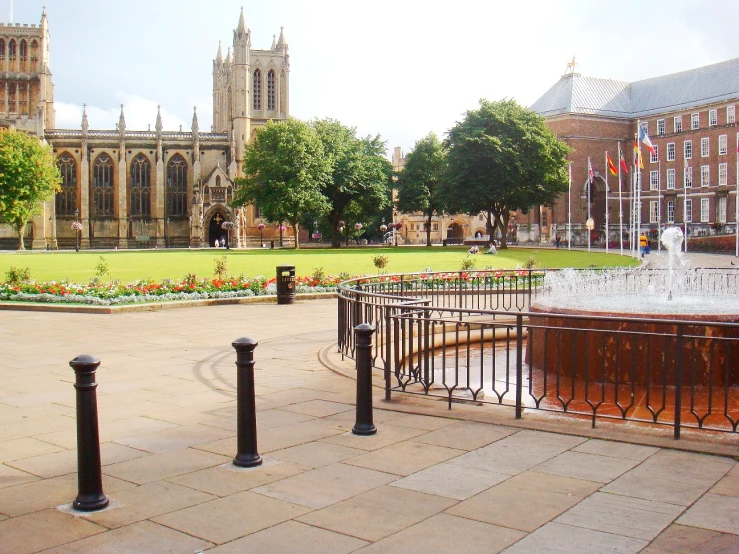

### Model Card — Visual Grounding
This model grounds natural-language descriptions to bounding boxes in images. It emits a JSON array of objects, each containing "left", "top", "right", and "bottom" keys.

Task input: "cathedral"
[{"left": 0, "top": 8, "right": 290, "bottom": 249}]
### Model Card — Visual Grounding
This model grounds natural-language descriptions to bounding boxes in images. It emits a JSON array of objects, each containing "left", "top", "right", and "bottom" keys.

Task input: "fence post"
[
  {"left": 384, "top": 305, "right": 392, "bottom": 401},
  {"left": 353, "top": 323, "right": 377, "bottom": 435},
  {"left": 232, "top": 337, "right": 263, "bottom": 467},
  {"left": 674, "top": 326, "right": 684, "bottom": 440},
  {"left": 515, "top": 315, "right": 523, "bottom": 419},
  {"left": 69, "top": 355, "right": 109, "bottom": 512}
]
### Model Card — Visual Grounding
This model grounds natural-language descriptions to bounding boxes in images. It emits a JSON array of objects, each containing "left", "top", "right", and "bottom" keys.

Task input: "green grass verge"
[{"left": 0, "top": 246, "right": 639, "bottom": 284}]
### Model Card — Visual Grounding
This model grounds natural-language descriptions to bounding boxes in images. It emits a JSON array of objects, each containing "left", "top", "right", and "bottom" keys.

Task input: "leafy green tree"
[
  {"left": 312, "top": 119, "right": 391, "bottom": 248},
  {"left": 444, "top": 99, "right": 570, "bottom": 248},
  {"left": 232, "top": 119, "right": 330, "bottom": 249},
  {"left": 0, "top": 129, "right": 61, "bottom": 250},
  {"left": 396, "top": 133, "right": 448, "bottom": 247}
]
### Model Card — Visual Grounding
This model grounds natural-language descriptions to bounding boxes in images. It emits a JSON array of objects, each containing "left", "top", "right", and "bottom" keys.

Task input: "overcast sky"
[{"left": 7, "top": 0, "right": 739, "bottom": 157}]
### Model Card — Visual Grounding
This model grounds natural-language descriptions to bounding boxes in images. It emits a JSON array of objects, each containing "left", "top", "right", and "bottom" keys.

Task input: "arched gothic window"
[
  {"left": 29, "top": 40, "right": 38, "bottom": 72},
  {"left": 55, "top": 153, "right": 77, "bottom": 216},
  {"left": 216, "top": 175, "right": 221, "bottom": 187},
  {"left": 166, "top": 154, "right": 188, "bottom": 217},
  {"left": 0, "top": 40, "right": 5, "bottom": 62},
  {"left": 8, "top": 83, "right": 16, "bottom": 113},
  {"left": 267, "top": 69, "right": 276, "bottom": 111},
  {"left": 129, "top": 154, "right": 151, "bottom": 217},
  {"left": 253, "top": 69, "right": 261, "bottom": 111},
  {"left": 8, "top": 39, "right": 16, "bottom": 70},
  {"left": 19, "top": 40, "right": 27, "bottom": 72},
  {"left": 92, "top": 154, "right": 114, "bottom": 216}
]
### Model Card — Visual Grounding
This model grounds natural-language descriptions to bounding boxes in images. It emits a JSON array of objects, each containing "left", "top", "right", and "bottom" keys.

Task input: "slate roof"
[{"left": 530, "top": 58, "right": 739, "bottom": 119}]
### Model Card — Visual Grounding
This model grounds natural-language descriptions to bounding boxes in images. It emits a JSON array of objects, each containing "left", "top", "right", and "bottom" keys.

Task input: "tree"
[
  {"left": 0, "top": 129, "right": 61, "bottom": 250},
  {"left": 396, "top": 133, "right": 448, "bottom": 247},
  {"left": 312, "top": 119, "right": 391, "bottom": 248},
  {"left": 444, "top": 99, "right": 571, "bottom": 248},
  {"left": 232, "top": 119, "right": 330, "bottom": 249}
]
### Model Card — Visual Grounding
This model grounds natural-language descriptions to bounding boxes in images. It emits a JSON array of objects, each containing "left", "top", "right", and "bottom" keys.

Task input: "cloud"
[{"left": 53, "top": 94, "right": 189, "bottom": 132}]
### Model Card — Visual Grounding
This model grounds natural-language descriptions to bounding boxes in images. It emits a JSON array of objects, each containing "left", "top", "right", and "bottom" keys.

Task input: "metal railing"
[{"left": 337, "top": 269, "right": 739, "bottom": 437}]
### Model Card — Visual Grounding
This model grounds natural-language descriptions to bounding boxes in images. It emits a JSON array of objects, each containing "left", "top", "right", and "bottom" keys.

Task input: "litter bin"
[{"left": 276, "top": 265, "right": 296, "bottom": 305}]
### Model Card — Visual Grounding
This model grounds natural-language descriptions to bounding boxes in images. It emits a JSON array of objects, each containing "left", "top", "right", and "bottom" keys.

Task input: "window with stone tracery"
[
  {"left": 18, "top": 83, "right": 27, "bottom": 115},
  {"left": 55, "top": 153, "right": 77, "bottom": 216},
  {"left": 130, "top": 154, "right": 151, "bottom": 217},
  {"left": 19, "top": 40, "right": 27, "bottom": 72},
  {"left": 30, "top": 40, "right": 38, "bottom": 72},
  {"left": 166, "top": 154, "right": 188, "bottom": 217},
  {"left": 8, "top": 39, "right": 15, "bottom": 62},
  {"left": 8, "top": 83, "right": 16, "bottom": 113},
  {"left": 0, "top": 39, "right": 5, "bottom": 61},
  {"left": 267, "top": 69, "right": 275, "bottom": 111},
  {"left": 93, "top": 154, "right": 114, "bottom": 216},
  {"left": 253, "top": 69, "right": 261, "bottom": 111}
]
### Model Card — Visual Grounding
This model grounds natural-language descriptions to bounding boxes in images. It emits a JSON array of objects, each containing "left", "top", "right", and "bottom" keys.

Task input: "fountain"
[{"left": 528, "top": 227, "right": 739, "bottom": 386}]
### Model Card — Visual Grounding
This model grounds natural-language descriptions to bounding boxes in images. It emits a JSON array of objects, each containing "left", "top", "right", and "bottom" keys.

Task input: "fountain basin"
[{"left": 527, "top": 302, "right": 739, "bottom": 387}]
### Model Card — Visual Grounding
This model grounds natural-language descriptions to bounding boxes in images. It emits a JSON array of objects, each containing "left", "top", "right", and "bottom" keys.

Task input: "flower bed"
[{"left": 0, "top": 274, "right": 343, "bottom": 306}]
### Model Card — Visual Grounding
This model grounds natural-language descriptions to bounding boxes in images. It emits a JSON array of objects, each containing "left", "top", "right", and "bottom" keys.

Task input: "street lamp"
[
  {"left": 165, "top": 216, "right": 170, "bottom": 249},
  {"left": 221, "top": 216, "right": 234, "bottom": 250},
  {"left": 72, "top": 209, "right": 82, "bottom": 252},
  {"left": 257, "top": 223, "right": 265, "bottom": 247}
]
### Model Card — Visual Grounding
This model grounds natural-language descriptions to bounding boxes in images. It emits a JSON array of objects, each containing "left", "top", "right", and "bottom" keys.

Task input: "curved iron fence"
[{"left": 337, "top": 269, "right": 739, "bottom": 438}]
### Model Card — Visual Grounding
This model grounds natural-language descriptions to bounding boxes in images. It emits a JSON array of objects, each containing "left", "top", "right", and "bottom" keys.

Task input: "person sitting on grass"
[
  {"left": 485, "top": 242, "right": 497, "bottom": 255},
  {"left": 468, "top": 245, "right": 479, "bottom": 255}
]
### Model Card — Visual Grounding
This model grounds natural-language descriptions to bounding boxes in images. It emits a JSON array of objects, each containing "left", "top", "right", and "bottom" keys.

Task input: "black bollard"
[
  {"left": 232, "top": 337, "right": 263, "bottom": 467},
  {"left": 69, "top": 354, "right": 109, "bottom": 511},
  {"left": 352, "top": 323, "right": 377, "bottom": 435}
]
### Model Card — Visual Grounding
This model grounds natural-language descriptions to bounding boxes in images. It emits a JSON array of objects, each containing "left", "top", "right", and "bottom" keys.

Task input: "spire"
[
  {"left": 155, "top": 105, "right": 163, "bottom": 134},
  {"left": 271, "top": 34, "right": 276, "bottom": 50},
  {"left": 118, "top": 104, "right": 126, "bottom": 135},
  {"left": 236, "top": 6, "right": 246, "bottom": 35},
  {"left": 216, "top": 41, "right": 223, "bottom": 65},
  {"left": 41, "top": 6, "right": 48, "bottom": 27},
  {"left": 276, "top": 26, "right": 287, "bottom": 50},
  {"left": 191, "top": 106, "right": 199, "bottom": 135},
  {"left": 225, "top": 47, "right": 232, "bottom": 65},
  {"left": 81, "top": 103, "right": 88, "bottom": 135}
]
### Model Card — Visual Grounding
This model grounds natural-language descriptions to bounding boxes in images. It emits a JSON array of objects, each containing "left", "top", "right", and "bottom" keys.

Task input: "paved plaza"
[{"left": 0, "top": 253, "right": 738, "bottom": 552}]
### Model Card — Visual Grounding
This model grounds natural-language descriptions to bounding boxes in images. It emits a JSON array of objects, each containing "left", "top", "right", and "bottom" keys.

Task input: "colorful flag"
[
  {"left": 619, "top": 145, "right": 628, "bottom": 174},
  {"left": 633, "top": 136, "right": 644, "bottom": 170},
  {"left": 588, "top": 157, "right": 594, "bottom": 184},
  {"left": 639, "top": 125, "right": 656, "bottom": 156},
  {"left": 607, "top": 153, "right": 618, "bottom": 176}
]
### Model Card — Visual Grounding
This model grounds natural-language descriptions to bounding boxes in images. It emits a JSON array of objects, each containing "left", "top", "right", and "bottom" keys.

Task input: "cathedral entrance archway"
[{"left": 205, "top": 207, "right": 229, "bottom": 247}]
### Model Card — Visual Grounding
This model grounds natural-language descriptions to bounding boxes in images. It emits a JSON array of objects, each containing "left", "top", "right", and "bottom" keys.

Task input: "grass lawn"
[{"left": 0, "top": 246, "right": 639, "bottom": 284}]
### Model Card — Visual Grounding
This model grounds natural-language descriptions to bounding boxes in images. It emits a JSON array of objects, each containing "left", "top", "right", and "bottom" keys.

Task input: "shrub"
[
  {"left": 213, "top": 256, "right": 228, "bottom": 280},
  {"left": 5, "top": 266, "right": 30, "bottom": 284},
  {"left": 184, "top": 273, "right": 198, "bottom": 287},
  {"left": 523, "top": 256, "right": 538, "bottom": 269},
  {"left": 95, "top": 256, "right": 110, "bottom": 280},
  {"left": 460, "top": 256, "right": 477, "bottom": 271},
  {"left": 372, "top": 254, "right": 389, "bottom": 272},
  {"left": 311, "top": 267, "right": 325, "bottom": 281}
]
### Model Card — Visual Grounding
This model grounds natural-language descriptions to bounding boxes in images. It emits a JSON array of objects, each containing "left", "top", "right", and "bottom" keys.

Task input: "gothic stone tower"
[{"left": 0, "top": 8, "right": 54, "bottom": 136}]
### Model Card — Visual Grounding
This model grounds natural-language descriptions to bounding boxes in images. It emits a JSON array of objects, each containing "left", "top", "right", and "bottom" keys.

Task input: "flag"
[
  {"left": 607, "top": 153, "right": 617, "bottom": 176},
  {"left": 633, "top": 136, "right": 644, "bottom": 170},
  {"left": 588, "top": 157, "right": 594, "bottom": 184},
  {"left": 639, "top": 126, "right": 656, "bottom": 156},
  {"left": 619, "top": 145, "right": 628, "bottom": 174}
]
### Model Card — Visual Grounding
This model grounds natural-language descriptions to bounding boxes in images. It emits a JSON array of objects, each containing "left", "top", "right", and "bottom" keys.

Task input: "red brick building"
[{"left": 525, "top": 58, "right": 739, "bottom": 248}]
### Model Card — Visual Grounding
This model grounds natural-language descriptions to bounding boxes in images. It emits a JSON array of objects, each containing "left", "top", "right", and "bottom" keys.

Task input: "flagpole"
[
  {"left": 657, "top": 157, "right": 661, "bottom": 252},
  {"left": 684, "top": 159, "right": 688, "bottom": 253},
  {"left": 587, "top": 157, "right": 592, "bottom": 253},
  {"left": 735, "top": 136, "right": 738, "bottom": 257},
  {"left": 568, "top": 162, "right": 572, "bottom": 251},
  {"left": 605, "top": 151, "right": 609, "bottom": 254},
  {"left": 637, "top": 123, "right": 642, "bottom": 257},
  {"left": 618, "top": 142, "right": 624, "bottom": 256}
]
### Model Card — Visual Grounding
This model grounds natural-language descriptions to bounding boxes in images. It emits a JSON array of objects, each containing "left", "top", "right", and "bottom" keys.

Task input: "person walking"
[{"left": 640, "top": 233, "right": 648, "bottom": 258}]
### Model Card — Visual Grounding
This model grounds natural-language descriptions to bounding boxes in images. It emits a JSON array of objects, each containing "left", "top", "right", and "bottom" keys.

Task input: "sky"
[{"left": 6, "top": 0, "right": 739, "bottom": 158}]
